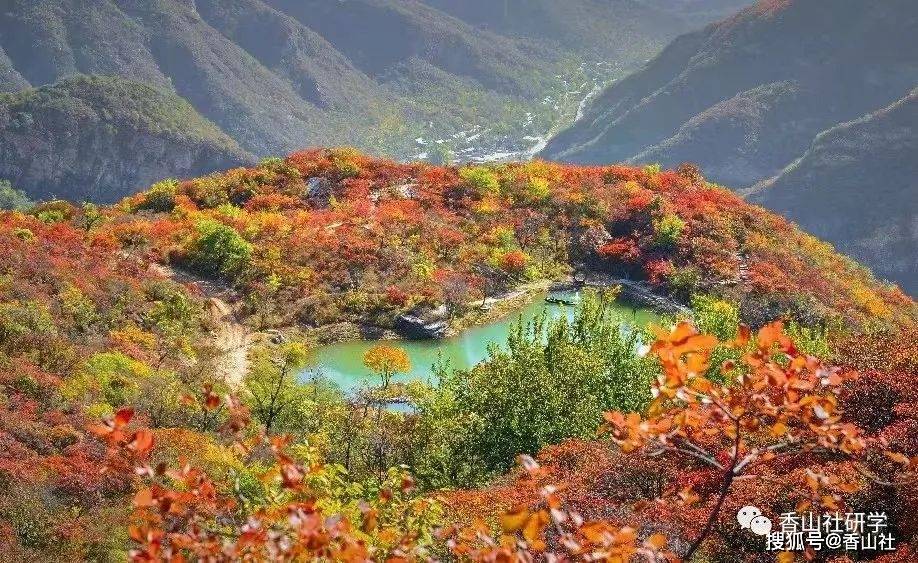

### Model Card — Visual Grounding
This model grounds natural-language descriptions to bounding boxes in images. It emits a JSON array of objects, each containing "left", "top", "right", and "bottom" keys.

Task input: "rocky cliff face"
[{"left": 0, "top": 75, "right": 253, "bottom": 203}]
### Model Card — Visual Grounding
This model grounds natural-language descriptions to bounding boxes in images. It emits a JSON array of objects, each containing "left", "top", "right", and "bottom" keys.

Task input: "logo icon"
[{"left": 738, "top": 506, "right": 772, "bottom": 536}]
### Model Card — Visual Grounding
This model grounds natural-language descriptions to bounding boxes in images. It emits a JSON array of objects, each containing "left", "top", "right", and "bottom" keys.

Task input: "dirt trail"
[{"left": 148, "top": 262, "right": 249, "bottom": 388}]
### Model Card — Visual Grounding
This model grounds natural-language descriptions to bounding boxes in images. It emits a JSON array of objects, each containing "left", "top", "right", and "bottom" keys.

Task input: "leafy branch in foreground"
[{"left": 92, "top": 321, "right": 915, "bottom": 561}]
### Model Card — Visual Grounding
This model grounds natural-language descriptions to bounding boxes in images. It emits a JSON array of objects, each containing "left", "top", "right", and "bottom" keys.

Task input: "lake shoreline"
[
  {"left": 294, "top": 279, "right": 555, "bottom": 347},
  {"left": 286, "top": 275, "right": 682, "bottom": 350},
  {"left": 298, "top": 285, "right": 660, "bottom": 392}
]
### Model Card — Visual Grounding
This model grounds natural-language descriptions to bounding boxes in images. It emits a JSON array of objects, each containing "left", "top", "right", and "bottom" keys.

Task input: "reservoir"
[{"left": 301, "top": 293, "right": 657, "bottom": 392}]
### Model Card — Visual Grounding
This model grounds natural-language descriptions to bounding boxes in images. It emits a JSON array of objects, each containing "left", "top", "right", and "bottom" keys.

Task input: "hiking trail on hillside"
[{"left": 148, "top": 262, "right": 250, "bottom": 389}]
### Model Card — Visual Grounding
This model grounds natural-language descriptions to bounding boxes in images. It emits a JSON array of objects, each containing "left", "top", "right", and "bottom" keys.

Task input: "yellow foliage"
[{"left": 363, "top": 345, "right": 411, "bottom": 377}]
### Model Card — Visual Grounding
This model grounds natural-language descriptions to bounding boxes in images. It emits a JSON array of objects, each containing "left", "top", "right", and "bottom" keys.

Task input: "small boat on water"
[{"left": 545, "top": 290, "right": 581, "bottom": 305}]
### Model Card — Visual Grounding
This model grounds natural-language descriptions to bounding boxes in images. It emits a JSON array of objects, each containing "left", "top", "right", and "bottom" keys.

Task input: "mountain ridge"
[
  {"left": 0, "top": 75, "right": 254, "bottom": 203},
  {"left": 541, "top": 0, "right": 918, "bottom": 294},
  {"left": 747, "top": 87, "right": 918, "bottom": 295}
]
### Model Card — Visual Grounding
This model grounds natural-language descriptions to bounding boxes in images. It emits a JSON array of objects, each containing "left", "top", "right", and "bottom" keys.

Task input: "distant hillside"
[
  {"left": 0, "top": 0, "right": 705, "bottom": 167},
  {"left": 0, "top": 0, "right": 394, "bottom": 156},
  {"left": 748, "top": 88, "right": 918, "bottom": 295},
  {"left": 420, "top": 0, "right": 685, "bottom": 62},
  {"left": 0, "top": 0, "right": 763, "bottom": 204},
  {"left": 542, "top": 0, "right": 918, "bottom": 293},
  {"left": 0, "top": 75, "right": 253, "bottom": 203},
  {"left": 635, "top": 0, "right": 757, "bottom": 27}
]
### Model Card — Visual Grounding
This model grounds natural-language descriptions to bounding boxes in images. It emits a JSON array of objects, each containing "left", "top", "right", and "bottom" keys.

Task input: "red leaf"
[
  {"left": 130, "top": 429, "right": 155, "bottom": 455},
  {"left": 114, "top": 407, "right": 134, "bottom": 428}
]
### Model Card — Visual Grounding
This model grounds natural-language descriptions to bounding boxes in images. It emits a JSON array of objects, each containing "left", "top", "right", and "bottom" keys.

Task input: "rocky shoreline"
[
  {"left": 549, "top": 273, "right": 691, "bottom": 317},
  {"left": 295, "top": 275, "right": 686, "bottom": 345}
]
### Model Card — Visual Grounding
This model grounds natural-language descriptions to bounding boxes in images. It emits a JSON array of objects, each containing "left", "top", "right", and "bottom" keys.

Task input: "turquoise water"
[{"left": 299, "top": 294, "right": 657, "bottom": 393}]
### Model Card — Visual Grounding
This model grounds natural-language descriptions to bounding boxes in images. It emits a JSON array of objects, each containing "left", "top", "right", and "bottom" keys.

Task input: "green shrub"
[
  {"left": 667, "top": 265, "right": 701, "bottom": 298},
  {"left": 0, "top": 489, "right": 54, "bottom": 548},
  {"left": 459, "top": 166, "right": 500, "bottom": 195},
  {"left": 787, "top": 321, "right": 833, "bottom": 360},
  {"left": 61, "top": 351, "right": 152, "bottom": 410},
  {"left": 0, "top": 180, "right": 32, "bottom": 211},
  {"left": 30, "top": 200, "right": 75, "bottom": 223},
  {"left": 185, "top": 219, "right": 252, "bottom": 279},
  {"left": 652, "top": 214, "right": 685, "bottom": 248},
  {"left": 691, "top": 294, "right": 742, "bottom": 383},
  {"left": 12, "top": 227, "right": 34, "bottom": 241},
  {"left": 330, "top": 148, "right": 362, "bottom": 179},
  {"left": 691, "top": 294, "right": 739, "bottom": 341},
  {"left": 521, "top": 177, "right": 551, "bottom": 202},
  {"left": 418, "top": 290, "right": 658, "bottom": 485},
  {"left": 139, "top": 179, "right": 178, "bottom": 212}
]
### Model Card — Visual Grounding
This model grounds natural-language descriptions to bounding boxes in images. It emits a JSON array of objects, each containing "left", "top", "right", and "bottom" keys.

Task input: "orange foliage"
[
  {"left": 107, "top": 149, "right": 916, "bottom": 332},
  {"left": 89, "top": 322, "right": 915, "bottom": 561}
]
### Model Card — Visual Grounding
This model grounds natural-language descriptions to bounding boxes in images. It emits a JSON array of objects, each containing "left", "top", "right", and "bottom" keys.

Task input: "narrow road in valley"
[{"left": 148, "top": 262, "right": 249, "bottom": 389}]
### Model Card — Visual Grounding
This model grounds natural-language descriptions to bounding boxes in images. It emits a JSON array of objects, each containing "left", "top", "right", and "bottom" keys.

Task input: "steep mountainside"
[
  {"left": 636, "top": 0, "right": 757, "bottom": 27},
  {"left": 543, "top": 0, "right": 917, "bottom": 179},
  {"left": 541, "top": 0, "right": 918, "bottom": 293},
  {"left": 0, "top": 0, "right": 703, "bottom": 171},
  {"left": 0, "top": 0, "right": 391, "bottom": 156},
  {"left": 0, "top": 75, "right": 253, "bottom": 203},
  {"left": 420, "top": 0, "right": 685, "bottom": 62},
  {"left": 748, "top": 88, "right": 918, "bottom": 295}
]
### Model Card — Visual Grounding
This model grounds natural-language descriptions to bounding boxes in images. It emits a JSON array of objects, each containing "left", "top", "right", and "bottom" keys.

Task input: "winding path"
[{"left": 148, "top": 262, "right": 249, "bottom": 388}]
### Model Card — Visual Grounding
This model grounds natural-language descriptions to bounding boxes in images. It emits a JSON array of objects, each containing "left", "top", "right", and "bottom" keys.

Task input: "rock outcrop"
[
  {"left": 0, "top": 75, "right": 253, "bottom": 203},
  {"left": 395, "top": 304, "right": 450, "bottom": 339}
]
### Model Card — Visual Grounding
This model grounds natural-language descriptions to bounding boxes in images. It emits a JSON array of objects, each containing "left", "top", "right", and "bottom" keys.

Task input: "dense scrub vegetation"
[
  {"left": 0, "top": 209, "right": 220, "bottom": 559},
  {"left": 0, "top": 180, "right": 31, "bottom": 210},
  {"left": 0, "top": 152, "right": 916, "bottom": 560},
  {"left": 87, "top": 313, "right": 918, "bottom": 561},
  {"left": 115, "top": 149, "right": 914, "bottom": 333}
]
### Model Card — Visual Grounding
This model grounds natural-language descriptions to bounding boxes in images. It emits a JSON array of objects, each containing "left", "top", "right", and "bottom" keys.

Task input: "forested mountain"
[
  {"left": 0, "top": 75, "right": 252, "bottom": 203},
  {"left": 747, "top": 87, "right": 918, "bottom": 295},
  {"left": 0, "top": 0, "right": 726, "bottom": 205},
  {"left": 541, "top": 0, "right": 918, "bottom": 293}
]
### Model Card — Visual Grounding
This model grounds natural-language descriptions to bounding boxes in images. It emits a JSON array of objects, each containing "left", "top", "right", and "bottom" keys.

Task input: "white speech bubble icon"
[
  {"left": 737, "top": 506, "right": 761, "bottom": 529},
  {"left": 750, "top": 515, "right": 773, "bottom": 536}
]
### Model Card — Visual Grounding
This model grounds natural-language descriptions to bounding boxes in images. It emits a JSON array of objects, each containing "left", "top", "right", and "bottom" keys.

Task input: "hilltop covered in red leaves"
[
  {"left": 1, "top": 149, "right": 917, "bottom": 560},
  {"left": 110, "top": 148, "right": 915, "bottom": 332}
]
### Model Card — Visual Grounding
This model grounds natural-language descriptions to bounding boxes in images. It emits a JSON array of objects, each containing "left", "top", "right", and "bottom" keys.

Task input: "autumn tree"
[
  {"left": 363, "top": 344, "right": 411, "bottom": 389},
  {"left": 0, "top": 179, "right": 32, "bottom": 210},
  {"left": 424, "top": 291, "right": 656, "bottom": 483},
  {"left": 185, "top": 218, "right": 252, "bottom": 280},
  {"left": 244, "top": 342, "right": 312, "bottom": 431},
  {"left": 604, "top": 320, "right": 869, "bottom": 559}
]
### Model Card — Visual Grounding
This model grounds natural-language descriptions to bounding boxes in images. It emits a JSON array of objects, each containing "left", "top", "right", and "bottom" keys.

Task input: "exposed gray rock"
[
  {"left": 395, "top": 304, "right": 449, "bottom": 339},
  {"left": 551, "top": 274, "right": 690, "bottom": 316}
]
